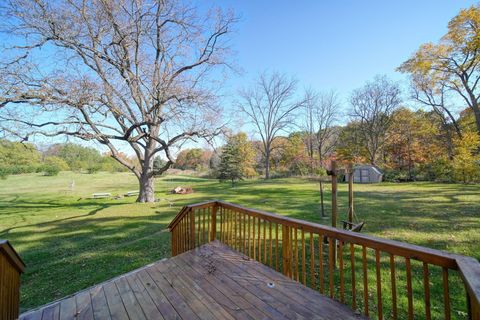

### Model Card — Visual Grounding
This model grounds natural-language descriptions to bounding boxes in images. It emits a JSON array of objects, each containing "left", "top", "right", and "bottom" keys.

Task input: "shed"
[{"left": 346, "top": 164, "right": 383, "bottom": 183}]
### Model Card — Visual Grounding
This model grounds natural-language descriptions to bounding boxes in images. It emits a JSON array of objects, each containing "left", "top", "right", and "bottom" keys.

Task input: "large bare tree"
[
  {"left": 238, "top": 72, "right": 305, "bottom": 179},
  {"left": 350, "top": 75, "right": 401, "bottom": 165},
  {"left": 304, "top": 90, "right": 339, "bottom": 217},
  {"left": 0, "top": 0, "right": 236, "bottom": 202}
]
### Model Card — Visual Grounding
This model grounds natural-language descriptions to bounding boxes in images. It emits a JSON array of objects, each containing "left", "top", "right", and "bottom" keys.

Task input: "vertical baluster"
[
  {"left": 234, "top": 210, "right": 237, "bottom": 250},
  {"left": 390, "top": 254, "right": 397, "bottom": 320},
  {"left": 375, "top": 249, "right": 383, "bottom": 320},
  {"left": 351, "top": 243, "right": 356, "bottom": 310},
  {"left": 185, "top": 216, "right": 188, "bottom": 250},
  {"left": 423, "top": 262, "right": 431, "bottom": 320},
  {"left": 197, "top": 209, "right": 201, "bottom": 246},
  {"left": 406, "top": 257, "right": 413, "bottom": 320},
  {"left": 187, "top": 215, "right": 190, "bottom": 249},
  {"left": 290, "top": 227, "right": 295, "bottom": 279},
  {"left": 237, "top": 211, "right": 243, "bottom": 252},
  {"left": 179, "top": 218, "right": 183, "bottom": 253},
  {"left": 253, "top": 216, "right": 256, "bottom": 260},
  {"left": 269, "top": 221, "right": 273, "bottom": 267},
  {"left": 190, "top": 210, "right": 195, "bottom": 249},
  {"left": 229, "top": 209, "right": 233, "bottom": 246},
  {"left": 184, "top": 216, "right": 187, "bottom": 251},
  {"left": 329, "top": 238, "right": 334, "bottom": 298},
  {"left": 206, "top": 208, "right": 210, "bottom": 243},
  {"left": 248, "top": 214, "right": 252, "bottom": 257},
  {"left": 310, "top": 232, "right": 315, "bottom": 288},
  {"left": 258, "top": 218, "right": 261, "bottom": 262},
  {"left": 220, "top": 207, "right": 224, "bottom": 243},
  {"left": 282, "top": 225, "right": 290, "bottom": 277},
  {"left": 362, "top": 245, "right": 369, "bottom": 317},
  {"left": 275, "top": 223, "right": 279, "bottom": 271},
  {"left": 301, "top": 230, "right": 306, "bottom": 285},
  {"left": 243, "top": 212, "right": 247, "bottom": 254},
  {"left": 179, "top": 217, "right": 183, "bottom": 253},
  {"left": 295, "top": 228, "right": 300, "bottom": 281},
  {"left": 224, "top": 209, "right": 227, "bottom": 245},
  {"left": 319, "top": 234, "right": 324, "bottom": 294},
  {"left": 202, "top": 208, "right": 206, "bottom": 244},
  {"left": 339, "top": 241, "right": 345, "bottom": 303},
  {"left": 185, "top": 214, "right": 189, "bottom": 250},
  {"left": 263, "top": 219, "right": 267, "bottom": 263},
  {"left": 443, "top": 267, "right": 451, "bottom": 320}
]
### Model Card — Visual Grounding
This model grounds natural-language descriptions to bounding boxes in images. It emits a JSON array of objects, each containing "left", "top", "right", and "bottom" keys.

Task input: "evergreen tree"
[{"left": 218, "top": 133, "right": 255, "bottom": 186}]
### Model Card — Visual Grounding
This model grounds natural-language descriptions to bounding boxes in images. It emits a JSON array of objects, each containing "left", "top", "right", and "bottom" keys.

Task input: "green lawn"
[{"left": 0, "top": 172, "right": 479, "bottom": 315}]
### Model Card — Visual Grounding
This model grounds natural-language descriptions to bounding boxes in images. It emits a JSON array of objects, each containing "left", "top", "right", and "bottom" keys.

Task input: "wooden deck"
[{"left": 20, "top": 241, "right": 364, "bottom": 320}]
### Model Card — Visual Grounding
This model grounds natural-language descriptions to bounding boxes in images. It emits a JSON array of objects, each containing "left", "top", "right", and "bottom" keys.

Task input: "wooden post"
[
  {"left": 0, "top": 240, "right": 26, "bottom": 320},
  {"left": 210, "top": 204, "right": 217, "bottom": 241},
  {"left": 282, "top": 225, "right": 291, "bottom": 277},
  {"left": 348, "top": 163, "right": 354, "bottom": 227},
  {"left": 331, "top": 160, "right": 337, "bottom": 268},
  {"left": 331, "top": 160, "right": 337, "bottom": 229}
]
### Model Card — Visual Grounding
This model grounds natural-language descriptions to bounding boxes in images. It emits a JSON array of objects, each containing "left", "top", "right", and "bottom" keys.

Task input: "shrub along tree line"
[{"left": 0, "top": 141, "right": 129, "bottom": 179}]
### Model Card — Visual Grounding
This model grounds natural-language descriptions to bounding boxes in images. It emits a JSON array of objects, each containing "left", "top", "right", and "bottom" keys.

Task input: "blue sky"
[
  {"left": 3, "top": 1, "right": 478, "bottom": 153},
  {"left": 211, "top": 0, "right": 477, "bottom": 104}
]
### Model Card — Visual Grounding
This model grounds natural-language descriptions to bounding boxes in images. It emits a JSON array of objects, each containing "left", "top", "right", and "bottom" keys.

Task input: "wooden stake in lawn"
[
  {"left": 328, "top": 160, "right": 338, "bottom": 269},
  {"left": 347, "top": 163, "right": 354, "bottom": 227},
  {"left": 330, "top": 160, "right": 338, "bottom": 229}
]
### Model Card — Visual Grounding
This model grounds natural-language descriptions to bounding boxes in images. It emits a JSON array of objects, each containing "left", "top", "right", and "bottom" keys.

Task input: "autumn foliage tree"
[
  {"left": 399, "top": 4, "right": 480, "bottom": 136},
  {"left": 385, "top": 108, "right": 443, "bottom": 180},
  {"left": 218, "top": 133, "right": 256, "bottom": 186}
]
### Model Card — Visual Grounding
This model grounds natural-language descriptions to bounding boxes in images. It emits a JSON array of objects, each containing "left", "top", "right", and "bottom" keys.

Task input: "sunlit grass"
[{"left": 0, "top": 172, "right": 478, "bottom": 314}]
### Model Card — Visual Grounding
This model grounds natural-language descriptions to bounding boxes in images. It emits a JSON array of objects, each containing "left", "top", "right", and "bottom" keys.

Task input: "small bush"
[
  {"left": 44, "top": 156, "right": 70, "bottom": 171},
  {"left": 0, "top": 167, "right": 9, "bottom": 180},
  {"left": 43, "top": 165, "right": 60, "bottom": 176},
  {"left": 86, "top": 165, "right": 101, "bottom": 174}
]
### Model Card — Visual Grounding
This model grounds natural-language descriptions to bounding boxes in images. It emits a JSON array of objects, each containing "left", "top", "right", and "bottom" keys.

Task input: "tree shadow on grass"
[{"left": 0, "top": 200, "right": 128, "bottom": 235}]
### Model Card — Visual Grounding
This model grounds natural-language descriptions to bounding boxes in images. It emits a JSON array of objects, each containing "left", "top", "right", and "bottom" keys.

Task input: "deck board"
[{"left": 20, "top": 241, "right": 365, "bottom": 320}]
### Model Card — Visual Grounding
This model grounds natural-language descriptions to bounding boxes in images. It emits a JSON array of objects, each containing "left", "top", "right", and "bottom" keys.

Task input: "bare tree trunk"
[
  {"left": 137, "top": 172, "right": 155, "bottom": 203},
  {"left": 137, "top": 151, "right": 156, "bottom": 203},
  {"left": 265, "top": 150, "right": 271, "bottom": 179}
]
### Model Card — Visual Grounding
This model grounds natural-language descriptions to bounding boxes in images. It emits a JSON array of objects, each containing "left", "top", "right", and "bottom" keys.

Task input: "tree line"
[
  {"left": 0, "top": 141, "right": 129, "bottom": 178},
  {"left": 0, "top": 0, "right": 479, "bottom": 202}
]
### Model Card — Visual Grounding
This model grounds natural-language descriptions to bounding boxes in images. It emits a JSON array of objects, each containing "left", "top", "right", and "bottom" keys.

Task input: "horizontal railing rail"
[
  {"left": 169, "top": 200, "right": 480, "bottom": 320},
  {"left": 0, "top": 240, "right": 26, "bottom": 320}
]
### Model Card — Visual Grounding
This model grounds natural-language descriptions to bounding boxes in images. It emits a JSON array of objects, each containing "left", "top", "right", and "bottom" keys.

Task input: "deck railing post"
[
  {"left": 189, "top": 208, "right": 195, "bottom": 249},
  {"left": 0, "top": 240, "right": 26, "bottom": 320},
  {"left": 210, "top": 203, "right": 218, "bottom": 242},
  {"left": 282, "top": 224, "right": 291, "bottom": 277}
]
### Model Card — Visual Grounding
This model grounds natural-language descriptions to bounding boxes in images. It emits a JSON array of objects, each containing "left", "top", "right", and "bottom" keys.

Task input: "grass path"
[{"left": 0, "top": 172, "right": 478, "bottom": 313}]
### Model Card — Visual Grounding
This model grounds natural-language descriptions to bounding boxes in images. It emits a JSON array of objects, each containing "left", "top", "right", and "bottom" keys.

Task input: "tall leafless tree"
[
  {"left": 0, "top": 0, "right": 236, "bottom": 202},
  {"left": 304, "top": 89, "right": 339, "bottom": 217},
  {"left": 238, "top": 72, "right": 305, "bottom": 179},
  {"left": 350, "top": 75, "right": 401, "bottom": 165}
]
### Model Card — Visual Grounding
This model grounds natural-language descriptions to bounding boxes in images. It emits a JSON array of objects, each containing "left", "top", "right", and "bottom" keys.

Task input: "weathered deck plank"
[{"left": 20, "top": 241, "right": 365, "bottom": 320}]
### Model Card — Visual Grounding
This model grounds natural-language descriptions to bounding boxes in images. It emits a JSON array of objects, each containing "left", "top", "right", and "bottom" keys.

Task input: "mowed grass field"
[{"left": 0, "top": 172, "right": 479, "bottom": 314}]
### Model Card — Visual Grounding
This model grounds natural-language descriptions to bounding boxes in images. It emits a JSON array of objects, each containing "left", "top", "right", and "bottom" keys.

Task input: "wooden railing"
[
  {"left": 0, "top": 240, "right": 25, "bottom": 320},
  {"left": 169, "top": 200, "right": 480, "bottom": 320}
]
